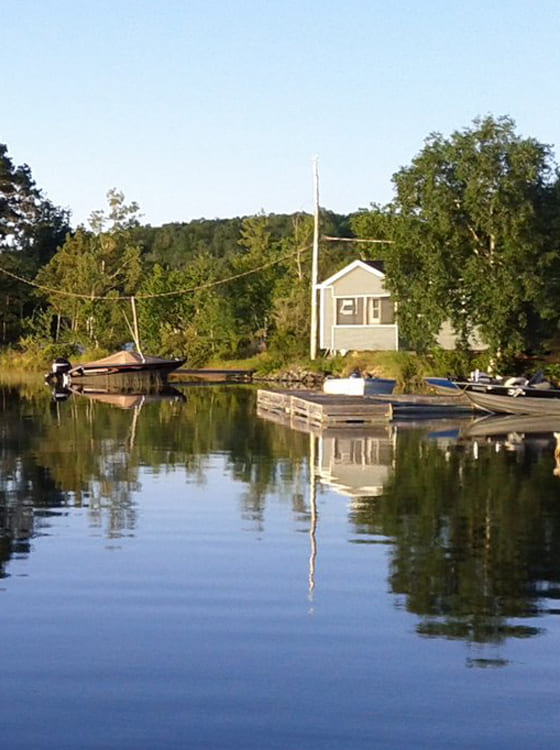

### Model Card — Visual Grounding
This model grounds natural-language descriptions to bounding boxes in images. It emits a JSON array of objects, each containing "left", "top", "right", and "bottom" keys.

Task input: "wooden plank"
[
  {"left": 367, "top": 393, "right": 471, "bottom": 408},
  {"left": 257, "top": 389, "right": 392, "bottom": 427},
  {"left": 174, "top": 368, "right": 254, "bottom": 382}
]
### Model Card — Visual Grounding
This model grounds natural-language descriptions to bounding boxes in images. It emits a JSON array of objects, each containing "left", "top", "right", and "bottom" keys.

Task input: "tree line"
[{"left": 2, "top": 114, "right": 560, "bottom": 365}]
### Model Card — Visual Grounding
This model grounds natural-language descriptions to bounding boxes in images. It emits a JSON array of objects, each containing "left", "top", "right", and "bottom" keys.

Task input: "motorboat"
[
  {"left": 46, "top": 351, "right": 185, "bottom": 387},
  {"left": 458, "top": 373, "right": 560, "bottom": 415}
]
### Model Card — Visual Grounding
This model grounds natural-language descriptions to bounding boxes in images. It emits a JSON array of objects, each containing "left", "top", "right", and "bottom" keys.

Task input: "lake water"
[{"left": 1, "top": 381, "right": 560, "bottom": 749}]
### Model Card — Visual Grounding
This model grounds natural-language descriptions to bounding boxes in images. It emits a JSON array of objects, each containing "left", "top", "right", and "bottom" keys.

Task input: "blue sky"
[{"left": 2, "top": 0, "right": 560, "bottom": 227}]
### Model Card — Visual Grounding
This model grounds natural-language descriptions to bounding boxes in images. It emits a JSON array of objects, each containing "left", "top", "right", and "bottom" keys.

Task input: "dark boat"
[{"left": 46, "top": 351, "right": 185, "bottom": 388}]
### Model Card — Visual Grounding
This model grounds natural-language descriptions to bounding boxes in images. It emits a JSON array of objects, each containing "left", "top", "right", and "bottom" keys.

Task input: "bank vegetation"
[{"left": 2, "top": 115, "right": 560, "bottom": 382}]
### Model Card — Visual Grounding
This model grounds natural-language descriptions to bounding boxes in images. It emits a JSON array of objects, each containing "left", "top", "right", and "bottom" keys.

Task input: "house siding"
[
  {"left": 332, "top": 266, "right": 386, "bottom": 296},
  {"left": 320, "top": 288, "right": 335, "bottom": 349},
  {"left": 333, "top": 325, "right": 398, "bottom": 351},
  {"left": 436, "top": 320, "right": 488, "bottom": 350}
]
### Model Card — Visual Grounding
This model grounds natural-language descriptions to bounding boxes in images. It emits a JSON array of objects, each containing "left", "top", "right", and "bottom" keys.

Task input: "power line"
[
  {"left": 322, "top": 235, "right": 394, "bottom": 244},
  {"left": 0, "top": 244, "right": 313, "bottom": 302}
]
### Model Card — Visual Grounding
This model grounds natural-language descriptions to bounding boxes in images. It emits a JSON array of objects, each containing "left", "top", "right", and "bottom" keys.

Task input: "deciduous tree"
[{"left": 386, "top": 116, "right": 559, "bottom": 355}]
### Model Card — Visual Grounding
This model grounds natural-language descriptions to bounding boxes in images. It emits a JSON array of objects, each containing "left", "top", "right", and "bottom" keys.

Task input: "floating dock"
[{"left": 257, "top": 389, "right": 473, "bottom": 429}]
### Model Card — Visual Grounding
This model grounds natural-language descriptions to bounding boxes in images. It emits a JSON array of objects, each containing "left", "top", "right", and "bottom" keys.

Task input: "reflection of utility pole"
[
  {"left": 309, "top": 157, "right": 320, "bottom": 360},
  {"left": 308, "top": 432, "right": 317, "bottom": 608},
  {"left": 128, "top": 398, "right": 145, "bottom": 451}
]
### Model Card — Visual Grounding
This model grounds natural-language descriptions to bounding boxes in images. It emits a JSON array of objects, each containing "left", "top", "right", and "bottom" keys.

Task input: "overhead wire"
[
  {"left": 0, "top": 233, "right": 390, "bottom": 302},
  {"left": 0, "top": 243, "right": 313, "bottom": 301}
]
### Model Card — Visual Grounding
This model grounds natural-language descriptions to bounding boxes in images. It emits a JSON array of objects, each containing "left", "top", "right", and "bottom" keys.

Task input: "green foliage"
[
  {"left": 541, "top": 362, "right": 560, "bottom": 385},
  {"left": 427, "top": 347, "right": 491, "bottom": 379},
  {"left": 387, "top": 115, "right": 559, "bottom": 356},
  {"left": 338, "top": 350, "right": 429, "bottom": 391},
  {"left": 0, "top": 142, "right": 71, "bottom": 345},
  {"left": 7, "top": 120, "right": 560, "bottom": 365},
  {"left": 0, "top": 252, "right": 37, "bottom": 343},
  {"left": 137, "top": 253, "right": 238, "bottom": 364},
  {"left": 88, "top": 188, "right": 142, "bottom": 233},
  {"left": 349, "top": 203, "right": 398, "bottom": 262},
  {"left": 34, "top": 192, "right": 143, "bottom": 349},
  {"left": 0, "top": 143, "right": 40, "bottom": 250},
  {"left": 3, "top": 334, "right": 80, "bottom": 369}
]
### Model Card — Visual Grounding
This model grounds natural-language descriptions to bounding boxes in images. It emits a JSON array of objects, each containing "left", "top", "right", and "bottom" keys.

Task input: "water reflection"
[
  {"left": 349, "top": 423, "right": 560, "bottom": 653},
  {"left": 0, "top": 383, "right": 311, "bottom": 572},
  {"left": 316, "top": 426, "right": 394, "bottom": 498},
  {"left": 263, "top": 406, "right": 560, "bottom": 655},
  {"left": 456, "top": 414, "right": 560, "bottom": 477},
  {"left": 3, "top": 381, "right": 560, "bottom": 659}
]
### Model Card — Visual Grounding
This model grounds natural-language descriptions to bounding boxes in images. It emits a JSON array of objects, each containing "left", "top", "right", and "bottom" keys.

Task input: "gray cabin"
[
  {"left": 318, "top": 259, "right": 487, "bottom": 353},
  {"left": 318, "top": 260, "right": 397, "bottom": 353}
]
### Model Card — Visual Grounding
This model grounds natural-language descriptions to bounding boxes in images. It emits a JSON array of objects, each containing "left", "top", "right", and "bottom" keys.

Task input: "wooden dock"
[
  {"left": 370, "top": 392, "right": 473, "bottom": 418},
  {"left": 172, "top": 368, "right": 254, "bottom": 383},
  {"left": 257, "top": 389, "right": 392, "bottom": 428},
  {"left": 257, "top": 389, "right": 473, "bottom": 429}
]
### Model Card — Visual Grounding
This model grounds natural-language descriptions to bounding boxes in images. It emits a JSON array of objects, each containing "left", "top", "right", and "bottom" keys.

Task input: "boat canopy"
[{"left": 75, "top": 351, "right": 177, "bottom": 368}]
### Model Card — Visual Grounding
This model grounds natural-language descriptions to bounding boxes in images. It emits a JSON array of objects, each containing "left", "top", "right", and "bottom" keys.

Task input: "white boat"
[{"left": 323, "top": 376, "right": 395, "bottom": 396}]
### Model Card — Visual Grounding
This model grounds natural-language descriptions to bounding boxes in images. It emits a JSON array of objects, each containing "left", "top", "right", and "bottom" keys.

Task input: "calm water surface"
[{"left": 1, "top": 382, "right": 560, "bottom": 749}]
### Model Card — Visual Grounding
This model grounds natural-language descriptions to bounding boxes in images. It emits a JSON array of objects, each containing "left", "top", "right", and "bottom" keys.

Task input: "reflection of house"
[
  {"left": 316, "top": 428, "right": 394, "bottom": 498},
  {"left": 318, "top": 259, "right": 487, "bottom": 353}
]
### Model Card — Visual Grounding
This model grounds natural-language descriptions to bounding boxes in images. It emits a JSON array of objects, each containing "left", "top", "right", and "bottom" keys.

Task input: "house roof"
[{"left": 317, "top": 259, "right": 385, "bottom": 288}]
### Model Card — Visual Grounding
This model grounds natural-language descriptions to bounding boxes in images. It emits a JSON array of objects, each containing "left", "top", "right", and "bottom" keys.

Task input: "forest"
[{"left": 2, "top": 115, "right": 560, "bottom": 368}]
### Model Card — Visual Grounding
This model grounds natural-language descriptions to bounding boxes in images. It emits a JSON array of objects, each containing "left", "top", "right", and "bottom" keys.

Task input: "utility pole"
[
  {"left": 130, "top": 296, "right": 144, "bottom": 361},
  {"left": 310, "top": 156, "right": 320, "bottom": 360}
]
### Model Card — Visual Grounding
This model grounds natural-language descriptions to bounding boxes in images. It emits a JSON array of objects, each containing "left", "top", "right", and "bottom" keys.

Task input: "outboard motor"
[
  {"left": 45, "top": 358, "right": 72, "bottom": 385},
  {"left": 51, "top": 358, "right": 72, "bottom": 375}
]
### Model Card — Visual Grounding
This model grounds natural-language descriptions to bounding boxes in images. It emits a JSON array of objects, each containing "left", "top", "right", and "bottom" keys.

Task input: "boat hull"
[
  {"left": 463, "top": 385, "right": 560, "bottom": 415},
  {"left": 323, "top": 377, "right": 395, "bottom": 396},
  {"left": 44, "top": 354, "right": 186, "bottom": 392},
  {"left": 68, "top": 359, "right": 184, "bottom": 381},
  {"left": 424, "top": 377, "right": 461, "bottom": 393}
]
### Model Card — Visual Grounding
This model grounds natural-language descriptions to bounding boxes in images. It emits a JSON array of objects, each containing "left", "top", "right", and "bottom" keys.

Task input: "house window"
[
  {"left": 336, "top": 296, "right": 382, "bottom": 325},
  {"left": 367, "top": 298, "right": 380, "bottom": 324},
  {"left": 336, "top": 298, "right": 363, "bottom": 325}
]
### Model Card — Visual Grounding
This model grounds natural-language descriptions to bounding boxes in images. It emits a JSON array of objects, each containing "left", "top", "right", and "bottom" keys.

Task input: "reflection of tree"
[
  {"left": 0, "top": 383, "right": 312, "bottom": 573},
  {"left": 36, "top": 388, "right": 310, "bottom": 525},
  {"left": 0, "top": 386, "right": 66, "bottom": 576},
  {"left": 350, "top": 431, "right": 560, "bottom": 646}
]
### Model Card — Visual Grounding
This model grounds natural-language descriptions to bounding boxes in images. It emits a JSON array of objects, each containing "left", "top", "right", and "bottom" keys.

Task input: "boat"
[
  {"left": 323, "top": 375, "right": 395, "bottom": 396},
  {"left": 46, "top": 351, "right": 185, "bottom": 387},
  {"left": 424, "top": 377, "right": 461, "bottom": 394},
  {"left": 460, "top": 380, "right": 560, "bottom": 415}
]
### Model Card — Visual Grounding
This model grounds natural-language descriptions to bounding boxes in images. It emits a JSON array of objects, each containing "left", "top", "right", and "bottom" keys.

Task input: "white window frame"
[{"left": 335, "top": 295, "right": 386, "bottom": 326}]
